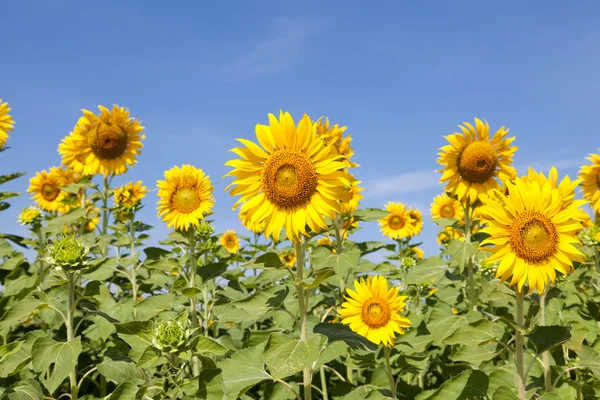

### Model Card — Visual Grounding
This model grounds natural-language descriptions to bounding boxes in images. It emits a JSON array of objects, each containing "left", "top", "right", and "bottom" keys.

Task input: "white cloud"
[{"left": 370, "top": 170, "right": 440, "bottom": 196}]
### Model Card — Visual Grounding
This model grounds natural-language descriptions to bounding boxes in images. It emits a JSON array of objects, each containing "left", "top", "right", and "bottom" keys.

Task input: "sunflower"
[
  {"left": 479, "top": 172, "right": 584, "bottom": 294},
  {"left": 114, "top": 181, "right": 149, "bottom": 209},
  {"left": 431, "top": 194, "right": 464, "bottom": 221},
  {"left": 437, "top": 226, "right": 463, "bottom": 246},
  {"left": 220, "top": 230, "right": 240, "bottom": 254},
  {"left": 239, "top": 209, "right": 265, "bottom": 234},
  {"left": 225, "top": 111, "right": 351, "bottom": 242},
  {"left": 318, "top": 236, "right": 333, "bottom": 246},
  {"left": 0, "top": 99, "right": 15, "bottom": 149},
  {"left": 60, "top": 105, "right": 145, "bottom": 176},
  {"left": 18, "top": 207, "right": 42, "bottom": 226},
  {"left": 413, "top": 247, "right": 424, "bottom": 260},
  {"left": 315, "top": 117, "right": 358, "bottom": 168},
  {"left": 281, "top": 251, "right": 296, "bottom": 267},
  {"left": 28, "top": 167, "right": 74, "bottom": 212},
  {"left": 438, "top": 118, "right": 517, "bottom": 204},
  {"left": 579, "top": 153, "right": 600, "bottom": 216},
  {"left": 157, "top": 165, "right": 215, "bottom": 231},
  {"left": 342, "top": 181, "right": 364, "bottom": 215},
  {"left": 342, "top": 216, "right": 360, "bottom": 240},
  {"left": 339, "top": 275, "right": 411, "bottom": 346},
  {"left": 407, "top": 208, "right": 423, "bottom": 236},
  {"left": 379, "top": 202, "right": 414, "bottom": 240}
]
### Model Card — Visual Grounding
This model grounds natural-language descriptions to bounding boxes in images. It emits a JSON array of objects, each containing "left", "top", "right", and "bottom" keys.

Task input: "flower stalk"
[
  {"left": 540, "top": 290, "right": 552, "bottom": 392},
  {"left": 384, "top": 345, "right": 396, "bottom": 399},
  {"left": 187, "top": 227, "right": 200, "bottom": 376},
  {"left": 515, "top": 290, "right": 526, "bottom": 400},
  {"left": 66, "top": 272, "right": 79, "bottom": 400},
  {"left": 295, "top": 240, "right": 312, "bottom": 400},
  {"left": 464, "top": 201, "right": 477, "bottom": 311}
]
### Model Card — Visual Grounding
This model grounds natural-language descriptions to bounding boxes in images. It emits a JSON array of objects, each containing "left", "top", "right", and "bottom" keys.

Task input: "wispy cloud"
[
  {"left": 370, "top": 170, "right": 440, "bottom": 196},
  {"left": 224, "top": 17, "right": 322, "bottom": 80}
]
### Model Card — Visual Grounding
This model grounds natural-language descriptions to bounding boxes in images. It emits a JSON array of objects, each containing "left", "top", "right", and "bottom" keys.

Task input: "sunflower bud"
[
  {"left": 152, "top": 319, "right": 189, "bottom": 354},
  {"left": 197, "top": 220, "right": 214, "bottom": 241},
  {"left": 401, "top": 256, "right": 416, "bottom": 269},
  {"left": 46, "top": 235, "right": 89, "bottom": 271}
]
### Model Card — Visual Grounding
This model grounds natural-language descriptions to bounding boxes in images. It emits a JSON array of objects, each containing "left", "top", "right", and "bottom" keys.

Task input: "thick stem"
[
  {"left": 320, "top": 367, "right": 329, "bottom": 400},
  {"left": 36, "top": 226, "right": 45, "bottom": 289},
  {"left": 67, "top": 273, "right": 79, "bottom": 400},
  {"left": 101, "top": 174, "right": 110, "bottom": 235},
  {"left": 130, "top": 212, "right": 138, "bottom": 320},
  {"left": 464, "top": 202, "right": 477, "bottom": 311},
  {"left": 79, "top": 189, "right": 86, "bottom": 236},
  {"left": 384, "top": 346, "right": 396, "bottom": 399},
  {"left": 295, "top": 241, "right": 312, "bottom": 400},
  {"left": 515, "top": 290, "right": 526, "bottom": 400},
  {"left": 187, "top": 227, "right": 199, "bottom": 376},
  {"left": 539, "top": 291, "right": 552, "bottom": 392}
]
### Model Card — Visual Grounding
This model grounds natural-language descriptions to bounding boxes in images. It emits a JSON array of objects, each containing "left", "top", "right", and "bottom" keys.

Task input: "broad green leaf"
[
  {"left": 0, "top": 294, "right": 49, "bottom": 330},
  {"left": 526, "top": 325, "right": 571, "bottom": 354},
  {"left": 3, "top": 267, "right": 37, "bottom": 296},
  {"left": 427, "top": 307, "right": 467, "bottom": 343},
  {"left": 310, "top": 245, "right": 360, "bottom": 276},
  {"left": 7, "top": 379, "right": 43, "bottom": 400},
  {"left": 218, "top": 345, "right": 272, "bottom": 397},
  {"left": 143, "top": 246, "right": 171, "bottom": 259},
  {"left": 137, "top": 346, "right": 164, "bottom": 368},
  {"left": 264, "top": 333, "right": 320, "bottom": 380},
  {"left": 0, "top": 252, "right": 26, "bottom": 270},
  {"left": 492, "top": 386, "right": 518, "bottom": 400},
  {"left": 296, "top": 268, "right": 335, "bottom": 289},
  {"left": 0, "top": 172, "right": 26, "bottom": 186},
  {"left": 564, "top": 321, "right": 588, "bottom": 351},
  {"left": 444, "top": 319, "right": 503, "bottom": 346},
  {"left": 194, "top": 336, "right": 229, "bottom": 356},
  {"left": 314, "top": 341, "right": 348, "bottom": 370},
  {"left": 197, "top": 368, "right": 225, "bottom": 400},
  {"left": 450, "top": 342, "right": 501, "bottom": 368},
  {"left": 133, "top": 294, "right": 174, "bottom": 320},
  {"left": 31, "top": 337, "right": 82, "bottom": 393},
  {"left": 417, "top": 370, "right": 489, "bottom": 400},
  {"left": 538, "top": 394, "right": 562, "bottom": 400},
  {"left": 578, "top": 346, "right": 600, "bottom": 379},
  {"left": 97, "top": 359, "right": 140, "bottom": 384},
  {"left": 114, "top": 321, "right": 155, "bottom": 362},
  {"left": 405, "top": 257, "right": 447, "bottom": 285},
  {"left": 432, "top": 218, "right": 459, "bottom": 228},
  {"left": 487, "top": 364, "right": 517, "bottom": 397},
  {"left": 356, "top": 241, "right": 394, "bottom": 256},
  {"left": 232, "top": 286, "right": 289, "bottom": 316},
  {"left": 247, "top": 252, "right": 285, "bottom": 269},
  {"left": 446, "top": 239, "right": 478, "bottom": 270},
  {"left": 108, "top": 382, "right": 147, "bottom": 400},
  {"left": 313, "top": 323, "right": 378, "bottom": 352},
  {"left": 354, "top": 208, "right": 388, "bottom": 221},
  {"left": 198, "top": 262, "right": 229, "bottom": 282},
  {"left": 44, "top": 207, "right": 86, "bottom": 231},
  {"left": 83, "top": 257, "right": 118, "bottom": 280}
]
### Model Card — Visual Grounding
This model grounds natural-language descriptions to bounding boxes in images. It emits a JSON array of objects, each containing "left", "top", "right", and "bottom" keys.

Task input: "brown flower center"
[
  {"left": 172, "top": 187, "right": 200, "bottom": 213},
  {"left": 41, "top": 183, "right": 60, "bottom": 201},
  {"left": 88, "top": 122, "right": 128, "bottom": 160},
  {"left": 509, "top": 211, "right": 558, "bottom": 264},
  {"left": 361, "top": 298, "right": 391, "bottom": 328},
  {"left": 262, "top": 151, "right": 318, "bottom": 209},
  {"left": 457, "top": 141, "right": 498, "bottom": 184},
  {"left": 440, "top": 204, "right": 455, "bottom": 218},
  {"left": 389, "top": 215, "right": 405, "bottom": 230}
]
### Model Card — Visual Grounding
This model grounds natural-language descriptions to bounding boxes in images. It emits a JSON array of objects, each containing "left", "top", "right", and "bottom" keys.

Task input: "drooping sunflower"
[
  {"left": 281, "top": 251, "right": 296, "bottom": 267},
  {"left": 579, "top": 152, "right": 600, "bottom": 215},
  {"left": 225, "top": 111, "right": 351, "bottom": 242},
  {"left": 0, "top": 99, "right": 15, "bottom": 149},
  {"left": 60, "top": 105, "right": 145, "bottom": 176},
  {"left": 438, "top": 118, "right": 517, "bottom": 204},
  {"left": 220, "top": 230, "right": 240, "bottom": 254},
  {"left": 318, "top": 236, "right": 333, "bottom": 246},
  {"left": 342, "top": 216, "right": 360, "bottom": 240},
  {"left": 479, "top": 172, "right": 584, "bottom": 294},
  {"left": 407, "top": 208, "right": 423, "bottom": 236},
  {"left": 114, "top": 181, "right": 149, "bottom": 209},
  {"left": 339, "top": 275, "right": 411, "bottom": 346},
  {"left": 379, "top": 202, "right": 414, "bottom": 240},
  {"left": 315, "top": 117, "right": 358, "bottom": 168},
  {"left": 157, "top": 165, "right": 215, "bottom": 231},
  {"left": 28, "top": 167, "right": 74, "bottom": 212},
  {"left": 431, "top": 194, "right": 464, "bottom": 221},
  {"left": 342, "top": 180, "right": 364, "bottom": 215}
]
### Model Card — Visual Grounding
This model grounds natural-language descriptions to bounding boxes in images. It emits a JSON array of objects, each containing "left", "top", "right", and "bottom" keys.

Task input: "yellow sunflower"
[
  {"left": 431, "top": 194, "right": 464, "bottom": 220},
  {"left": 342, "top": 180, "right": 364, "bottom": 215},
  {"left": 114, "top": 181, "right": 149, "bottom": 209},
  {"left": 281, "top": 251, "right": 296, "bottom": 267},
  {"left": 379, "top": 202, "right": 414, "bottom": 240},
  {"left": 0, "top": 99, "right": 15, "bottom": 149},
  {"left": 413, "top": 247, "right": 424, "bottom": 260},
  {"left": 157, "top": 165, "right": 215, "bottom": 231},
  {"left": 220, "top": 230, "right": 240, "bottom": 254},
  {"left": 60, "top": 105, "right": 145, "bottom": 176},
  {"left": 339, "top": 275, "right": 411, "bottom": 346},
  {"left": 438, "top": 118, "right": 517, "bottom": 203},
  {"left": 342, "top": 216, "right": 360, "bottom": 240},
  {"left": 318, "top": 236, "right": 333, "bottom": 246},
  {"left": 407, "top": 208, "right": 423, "bottom": 236},
  {"left": 479, "top": 172, "right": 584, "bottom": 294},
  {"left": 579, "top": 152, "right": 600, "bottom": 215},
  {"left": 28, "top": 167, "right": 74, "bottom": 212},
  {"left": 437, "top": 226, "right": 463, "bottom": 246},
  {"left": 225, "top": 111, "right": 351, "bottom": 242},
  {"left": 315, "top": 117, "right": 358, "bottom": 168},
  {"left": 18, "top": 207, "right": 42, "bottom": 226}
]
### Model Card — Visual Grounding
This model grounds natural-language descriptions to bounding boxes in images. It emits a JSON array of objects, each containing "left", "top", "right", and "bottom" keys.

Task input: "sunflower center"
[
  {"left": 88, "top": 122, "right": 128, "bottom": 160},
  {"left": 361, "top": 298, "right": 391, "bottom": 328},
  {"left": 509, "top": 211, "right": 558, "bottom": 264},
  {"left": 172, "top": 187, "right": 200, "bottom": 213},
  {"left": 596, "top": 173, "right": 600, "bottom": 188},
  {"left": 262, "top": 151, "right": 318, "bottom": 209},
  {"left": 389, "top": 215, "right": 405, "bottom": 230},
  {"left": 227, "top": 240, "right": 234, "bottom": 247},
  {"left": 457, "top": 141, "right": 498, "bottom": 184},
  {"left": 440, "top": 205, "right": 455, "bottom": 218},
  {"left": 41, "top": 183, "right": 60, "bottom": 201}
]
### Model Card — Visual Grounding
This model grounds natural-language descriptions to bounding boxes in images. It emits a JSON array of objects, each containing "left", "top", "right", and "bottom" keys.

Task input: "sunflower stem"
[
  {"left": 101, "top": 174, "right": 110, "bottom": 235},
  {"left": 320, "top": 367, "right": 329, "bottom": 400},
  {"left": 130, "top": 211, "right": 139, "bottom": 320},
  {"left": 66, "top": 272, "right": 79, "bottom": 400},
  {"left": 187, "top": 227, "right": 200, "bottom": 376},
  {"left": 515, "top": 290, "right": 526, "bottom": 400},
  {"left": 79, "top": 189, "right": 86, "bottom": 236},
  {"left": 295, "top": 240, "right": 312, "bottom": 400},
  {"left": 383, "top": 345, "right": 396, "bottom": 399},
  {"left": 539, "top": 290, "right": 552, "bottom": 392},
  {"left": 36, "top": 225, "right": 46, "bottom": 289},
  {"left": 464, "top": 202, "right": 477, "bottom": 311}
]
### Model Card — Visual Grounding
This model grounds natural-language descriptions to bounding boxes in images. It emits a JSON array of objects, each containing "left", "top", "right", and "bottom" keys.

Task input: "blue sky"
[{"left": 1, "top": 0, "right": 600, "bottom": 257}]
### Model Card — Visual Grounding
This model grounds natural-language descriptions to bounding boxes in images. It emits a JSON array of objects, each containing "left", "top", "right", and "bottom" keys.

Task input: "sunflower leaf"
[
  {"left": 526, "top": 325, "right": 571, "bottom": 354},
  {"left": 313, "top": 323, "right": 378, "bottom": 352}
]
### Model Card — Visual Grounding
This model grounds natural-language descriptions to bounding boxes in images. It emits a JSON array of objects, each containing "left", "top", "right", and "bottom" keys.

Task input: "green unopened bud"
[
  {"left": 197, "top": 220, "right": 214, "bottom": 241},
  {"left": 401, "top": 257, "right": 416, "bottom": 269},
  {"left": 46, "top": 235, "right": 89, "bottom": 271},
  {"left": 152, "top": 319, "right": 188, "bottom": 354}
]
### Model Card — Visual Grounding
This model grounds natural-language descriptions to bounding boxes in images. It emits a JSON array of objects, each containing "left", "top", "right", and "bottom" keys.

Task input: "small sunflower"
[
  {"left": 413, "top": 247, "right": 424, "bottom": 260},
  {"left": 579, "top": 153, "right": 600, "bottom": 216},
  {"left": 157, "top": 165, "right": 215, "bottom": 231},
  {"left": 379, "top": 202, "right": 414, "bottom": 240},
  {"left": 315, "top": 117, "right": 358, "bottom": 168},
  {"left": 220, "top": 230, "right": 240, "bottom": 254},
  {"left": 114, "top": 181, "right": 149, "bottom": 209},
  {"left": 0, "top": 99, "right": 15, "bottom": 148},
  {"left": 318, "top": 236, "right": 333, "bottom": 246},
  {"left": 342, "top": 216, "right": 360, "bottom": 240},
  {"left": 431, "top": 194, "right": 464, "bottom": 221},
  {"left": 479, "top": 171, "right": 584, "bottom": 294},
  {"left": 225, "top": 111, "right": 351, "bottom": 242},
  {"left": 28, "top": 167, "right": 74, "bottom": 212},
  {"left": 407, "top": 208, "right": 423, "bottom": 236},
  {"left": 339, "top": 275, "right": 411, "bottom": 346},
  {"left": 281, "top": 251, "right": 296, "bottom": 267},
  {"left": 438, "top": 118, "right": 517, "bottom": 204},
  {"left": 437, "top": 226, "right": 463, "bottom": 246},
  {"left": 60, "top": 105, "right": 145, "bottom": 176},
  {"left": 18, "top": 207, "right": 42, "bottom": 226},
  {"left": 342, "top": 181, "right": 364, "bottom": 215}
]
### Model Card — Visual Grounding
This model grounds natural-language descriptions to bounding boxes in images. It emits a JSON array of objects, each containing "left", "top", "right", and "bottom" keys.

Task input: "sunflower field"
[{"left": 1, "top": 100, "right": 600, "bottom": 400}]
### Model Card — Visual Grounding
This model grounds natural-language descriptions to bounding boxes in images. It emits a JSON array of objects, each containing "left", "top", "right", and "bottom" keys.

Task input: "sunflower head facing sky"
[
  {"left": 579, "top": 151, "right": 600, "bottom": 215},
  {"left": 438, "top": 118, "right": 517, "bottom": 204},
  {"left": 431, "top": 194, "right": 464, "bottom": 221},
  {"left": 28, "top": 166, "right": 75, "bottom": 212},
  {"left": 479, "top": 170, "right": 584, "bottom": 294},
  {"left": 114, "top": 181, "right": 149, "bottom": 209},
  {"left": 220, "top": 230, "right": 240, "bottom": 254},
  {"left": 379, "top": 202, "right": 415, "bottom": 240},
  {"left": 339, "top": 275, "right": 411, "bottom": 346},
  {"left": 157, "top": 165, "right": 215, "bottom": 231},
  {"left": 0, "top": 99, "right": 15, "bottom": 149},
  {"left": 225, "top": 111, "right": 351, "bottom": 243},
  {"left": 59, "top": 105, "right": 145, "bottom": 176}
]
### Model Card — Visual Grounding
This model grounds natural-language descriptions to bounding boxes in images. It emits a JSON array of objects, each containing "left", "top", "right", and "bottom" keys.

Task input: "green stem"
[
  {"left": 36, "top": 226, "right": 45, "bottom": 289},
  {"left": 187, "top": 227, "right": 199, "bottom": 376},
  {"left": 384, "top": 346, "right": 396, "bottom": 399},
  {"left": 515, "top": 290, "right": 526, "bottom": 400},
  {"left": 102, "top": 174, "right": 110, "bottom": 235},
  {"left": 67, "top": 273, "right": 79, "bottom": 400},
  {"left": 79, "top": 189, "right": 86, "bottom": 236},
  {"left": 540, "top": 290, "right": 552, "bottom": 392},
  {"left": 130, "top": 212, "right": 138, "bottom": 320},
  {"left": 295, "top": 240, "right": 312, "bottom": 400},
  {"left": 320, "top": 367, "right": 329, "bottom": 400},
  {"left": 464, "top": 202, "right": 477, "bottom": 311}
]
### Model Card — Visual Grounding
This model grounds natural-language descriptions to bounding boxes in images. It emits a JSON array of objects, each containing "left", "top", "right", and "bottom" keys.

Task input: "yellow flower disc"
[
  {"left": 379, "top": 202, "right": 415, "bottom": 240},
  {"left": 579, "top": 152, "right": 600, "bottom": 215},
  {"left": 220, "top": 230, "right": 240, "bottom": 254},
  {"left": 0, "top": 99, "right": 15, "bottom": 149}
]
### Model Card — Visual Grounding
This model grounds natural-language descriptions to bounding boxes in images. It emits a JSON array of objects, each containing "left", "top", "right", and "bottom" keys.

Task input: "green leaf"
[
  {"left": 0, "top": 172, "right": 26, "bottom": 186},
  {"left": 143, "top": 246, "right": 171, "bottom": 260},
  {"left": 313, "top": 323, "right": 378, "bottom": 352},
  {"left": 311, "top": 245, "right": 361, "bottom": 276},
  {"left": 108, "top": 382, "right": 147, "bottom": 400},
  {"left": 247, "top": 252, "right": 285, "bottom": 269},
  {"left": 0, "top": 252, "right": 25, "bottom": 270},
  {"left": 492, "top": 386, "right": 518, "bottom": 400},
  {"left": 450, "top": 343, "right": 501, "bottom": 368},
  {"left": 133, "top": 294, "right": 174, "bottom": 320},
  {"left": 427, "top": 307, "right": 468, "bottom": 344},
  {"left": 296, "top": 268, "right": 335, "bottom": 289},
  {"left": 444, "top": 319, "right": 502, "bottom": 346},
  {"left": 0, "top": 294, "right": 48, "bottom": 330},
  {"left": 264, "top": 333, "right": 320, "bottom": 380},
  {"left": 446, "top": 239, "right": 478, "bottom": 270},
  {"left": 31, "top": 337, "right": 82, "bottom": 393},
  {"left": 354, "top": 208, "right": 388, "bottom": 221},
  {"left": 218, "top": 345, "right": 272, "bottom": 397},
  {"left": 538, "top": 394, "right": 562, "bottom": 400},
  {"left": 97, "top": 359, "right": 140, "bottom": 384},
  {"left": 6, "top": 379, "right": 44, "bottom": 400},
  {"left": 198, "top": 262, "right": 228, "bottom": 282},
  {"left": 44, "top": 207, "right": 86, "bottom": 231},
  {"left": 405, "top": 257, "right": 447, "bottom": 285},
  {"left": 228, "top": 286, "right": 289, "bottom": 318},
  {"left": 114, "top": 321, "right": 155, "bottom": 362},
  {"left": 432, "top": 218, "right": 459, "bottom": 228},
  {"left": 194, "top": 336, "right": 229, "bottom": 356},
  {"left": 197, "top": 368, "right": 225, "bottom": 400},
  {"left": 578, "top": 346, "right": 600, "bottom": 379},
  {"left": 3, "top": 267, "right": 37, "bottom": 296},
  {"left": 526, "top": 325, "right": 571, "bottom": 354},
  {"left": 417, "top": 370, "right": 489, "bottom": 400}
]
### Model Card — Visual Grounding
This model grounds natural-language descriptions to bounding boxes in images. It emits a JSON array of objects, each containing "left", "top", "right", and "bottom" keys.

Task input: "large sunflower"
[
  {"left": 579, "top": 152, "right": 600, "bottom": 215},
  {"left": 220, "top": 230, "right": 240, "bottom": 254},
  {"left": 479, "top": 172, "right": 584, "bottom": 294},
  {"left": 157, "top": 165, "right": 214, "bottom": 231},
  {"left": 0, "top": 99, "right": 15, "bottom": 149},
  {"left": 339, "top": 275, "right": 411, "bottom": 346},
  {"left": 60, "top": 105, "right": 145, "bottom": 176},
  {"left": 114, "top": 181, "right": 149, "bottom": 209},
  {"left": 407, "top": 208, "right": 423, "bottom": 236},
  {"left": 28, "top": 167, "right": 75, "bottom": 212},
  {"left": 379, "top": 202, "right": 414, "bottom": 240},
  {"left": 225, "top": 111, "right": 350, "bottom": 242},
  {"left": 431, "top": 194, "right": 464, "bottom": 220},
  {"left": 438, "top": 118, "right": 517, "bottom": 203}
]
